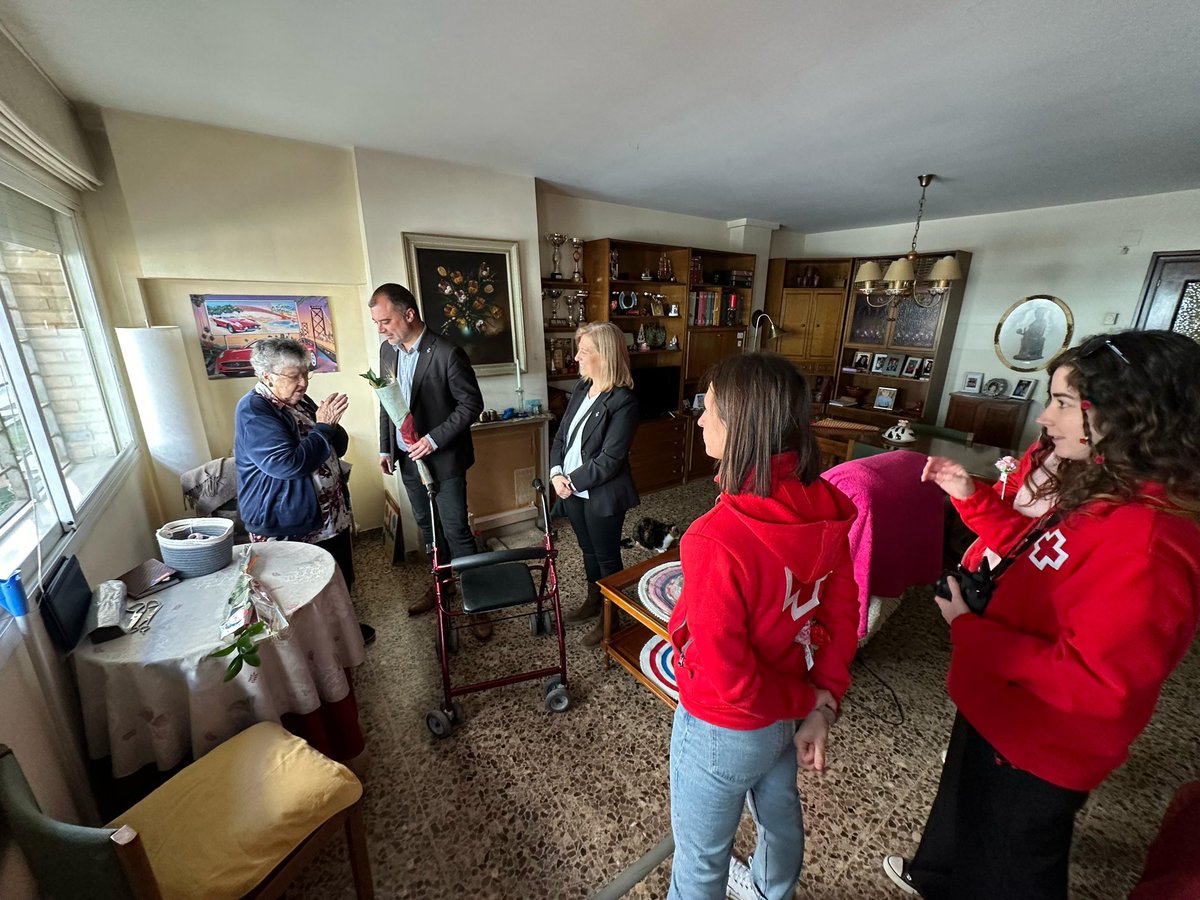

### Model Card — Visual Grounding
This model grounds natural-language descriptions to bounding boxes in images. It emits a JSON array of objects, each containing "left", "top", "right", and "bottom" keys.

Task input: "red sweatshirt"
[
  {"left": 948, "top": 476, "right": 1200, "bottom": 791},
  {"left": 668, "top": 453, "right": 859, "bottom": 730}
]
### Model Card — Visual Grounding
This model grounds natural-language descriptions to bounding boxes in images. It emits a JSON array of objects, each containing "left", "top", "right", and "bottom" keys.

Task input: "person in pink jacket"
[
  {"left": 884, "top": 330, "right": 1200, "bottom": 900},
  {"left": 667, "top": 353, "right": 859, "bottom": 900}
]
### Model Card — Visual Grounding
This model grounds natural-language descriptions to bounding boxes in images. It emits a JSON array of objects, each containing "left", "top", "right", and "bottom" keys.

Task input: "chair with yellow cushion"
[{"left": 0, "top": 722, "right": 372, "bottom": 899}]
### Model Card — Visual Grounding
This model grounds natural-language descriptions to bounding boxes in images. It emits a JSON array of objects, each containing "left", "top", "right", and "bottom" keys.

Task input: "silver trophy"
[
  {"left": 546, "top": 233, "right": 568, "bottom": 280},
  {"left": 570, "top": 237, "right": 585, "bottom": 282}
]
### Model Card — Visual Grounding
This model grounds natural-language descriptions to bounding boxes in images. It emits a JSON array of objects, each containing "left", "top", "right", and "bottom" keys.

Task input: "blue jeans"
[{"left": 668, "top": 706, "right": 803, "bottom": 900}]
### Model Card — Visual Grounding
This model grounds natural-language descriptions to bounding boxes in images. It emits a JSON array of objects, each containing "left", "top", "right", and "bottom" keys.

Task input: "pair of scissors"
[{"left": 126, "top": 599, "right": 161, "bottom": 632}]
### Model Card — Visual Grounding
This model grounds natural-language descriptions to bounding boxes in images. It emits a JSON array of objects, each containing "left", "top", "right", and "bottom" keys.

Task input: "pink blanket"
[{"left": 822, "top": 451, "right": 945, "bottom": 637}]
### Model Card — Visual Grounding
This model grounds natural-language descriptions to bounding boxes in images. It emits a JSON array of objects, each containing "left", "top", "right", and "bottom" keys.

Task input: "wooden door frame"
[{"left": 1133, "top": 250, "right": 1200, "bottom": 330}]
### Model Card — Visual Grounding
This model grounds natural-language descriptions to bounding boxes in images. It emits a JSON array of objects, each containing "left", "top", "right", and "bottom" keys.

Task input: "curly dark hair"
[
  {"left": 704, "top": 352, "right": 820, "bottom": 496},
  {"left": 1026, "top": 330, "right": 1200, "bottom": 519}
]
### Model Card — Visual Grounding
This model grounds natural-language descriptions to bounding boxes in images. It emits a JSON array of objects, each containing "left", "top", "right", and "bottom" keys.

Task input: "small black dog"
[{"left": 621, "top": 517, "right": 678, "bottom": 553}]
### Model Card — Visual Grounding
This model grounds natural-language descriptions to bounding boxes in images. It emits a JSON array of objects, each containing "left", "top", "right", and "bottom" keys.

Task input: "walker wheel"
[
  {"left": 542, "top": 675, "right": 564, "bottom": 699},
  {"left": 425, "top": 709, "right": 453, "bottom": 738},
  {"left": 545, "top": 686, "right": 571, "bottom": 713},
  {"left": 529, "top": 610, "right": 554, "bottom": 636},
  {"left": 450, "top": 699, "right": 465, "bottom": 724}
]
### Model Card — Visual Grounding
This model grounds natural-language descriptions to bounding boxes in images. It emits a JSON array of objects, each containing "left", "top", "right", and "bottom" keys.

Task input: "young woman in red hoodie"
[
  {"left": 884, "top": 330, "right": 1200, "bottom": 900},
  {"left": 666, "top": 353, "right": 859, "bottom": 900}
]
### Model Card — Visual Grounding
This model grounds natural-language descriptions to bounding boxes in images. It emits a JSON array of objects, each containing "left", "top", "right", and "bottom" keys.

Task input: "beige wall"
[
  {"left": 84, "top": 110, "right": 385, "bottom": 527},
  {"left": 536, "top": 190, "right": 736, "bottom": 271},
  {"left": 801, "top": 188, "right": 1200, "bottom": 447}
]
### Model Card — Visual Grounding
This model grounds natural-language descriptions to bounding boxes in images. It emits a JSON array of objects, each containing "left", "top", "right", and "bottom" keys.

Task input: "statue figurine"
[{"left": 636, "top": 324, "right": 649, "bottom": 352}]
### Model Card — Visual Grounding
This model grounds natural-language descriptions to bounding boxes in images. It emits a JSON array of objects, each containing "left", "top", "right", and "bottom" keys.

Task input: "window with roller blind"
[{"left": 0, "top": 182, "right": 132, "bottom": 580}]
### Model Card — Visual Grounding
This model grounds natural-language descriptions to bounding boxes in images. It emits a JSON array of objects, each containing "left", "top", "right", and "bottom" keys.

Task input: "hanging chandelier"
[{"left": 853, "top": 174, "right": 962, "bottom": 310}]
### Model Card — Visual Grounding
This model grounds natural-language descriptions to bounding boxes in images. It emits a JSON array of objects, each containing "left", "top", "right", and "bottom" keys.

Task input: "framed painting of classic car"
[{"left": 403, "top": 233, "right": 527, "bottom": 377}]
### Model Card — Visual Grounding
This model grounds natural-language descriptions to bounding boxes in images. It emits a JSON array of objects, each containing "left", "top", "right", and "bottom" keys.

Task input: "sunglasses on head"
[{"left": 1079, "top": 338, "right": 1131, "bottom": 366}]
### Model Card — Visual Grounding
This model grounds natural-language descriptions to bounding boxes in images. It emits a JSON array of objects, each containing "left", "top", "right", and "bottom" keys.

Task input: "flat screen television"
[{"left": 630, "top": 366, "right": 681, "bottom": 420}]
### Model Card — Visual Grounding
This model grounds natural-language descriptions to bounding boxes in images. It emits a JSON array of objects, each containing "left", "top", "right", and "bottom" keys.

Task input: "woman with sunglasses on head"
[
  {"left": 883, "top": 330, "right": 1200, "bottom": 900},
  {"left": 667, "top": 353, "right": 859, "bottom": 900}
]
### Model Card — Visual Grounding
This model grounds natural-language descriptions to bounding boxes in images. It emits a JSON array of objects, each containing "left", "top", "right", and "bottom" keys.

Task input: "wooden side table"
[{"left": 597, "top": 549, "right": 679, "bottom": 709}]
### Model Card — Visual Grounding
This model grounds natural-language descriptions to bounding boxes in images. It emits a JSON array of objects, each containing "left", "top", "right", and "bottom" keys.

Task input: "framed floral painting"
[{"left": 403, "top": 233, "right": 527, "bottom": 376}]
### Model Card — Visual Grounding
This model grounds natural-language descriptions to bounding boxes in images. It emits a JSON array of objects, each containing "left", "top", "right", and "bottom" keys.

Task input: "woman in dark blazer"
[{"left": 550, "top": 322, "right": 640, "bottom": 645}]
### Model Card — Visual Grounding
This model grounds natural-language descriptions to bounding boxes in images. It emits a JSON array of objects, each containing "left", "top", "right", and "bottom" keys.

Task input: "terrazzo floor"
[{"left": 286, "top": 478, "right": 1199, "bottom": 899}]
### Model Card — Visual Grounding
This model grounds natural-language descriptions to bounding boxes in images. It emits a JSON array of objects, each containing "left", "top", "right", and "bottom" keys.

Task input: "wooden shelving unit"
[
  {"left": 598, "top": 549, "right": 680, "bottom": 710},
  {"left": 830, "top": 251, "right": 972, "bottom": 427}
]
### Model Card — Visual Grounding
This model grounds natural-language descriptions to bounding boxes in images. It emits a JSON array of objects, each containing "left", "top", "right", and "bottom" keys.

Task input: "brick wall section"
[{"left": 0, "top": 247, "right": 116, "bottom": 467}]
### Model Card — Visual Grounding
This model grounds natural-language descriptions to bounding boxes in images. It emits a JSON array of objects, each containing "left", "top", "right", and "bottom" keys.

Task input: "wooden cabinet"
[
  {"left": 831, "top": 251, "right": 972, "bottom": 428},
  {"left": 945, "top": 393, "right": 1031, "bottom": 450},
  {"left": 467, "top": 416, "right": 551, "bottom": 532},
  {"left": 684, "top": 328, "right": 744, "bottom": 382},
  {"left": 770, "top": 288, "right": 846, "bottom": 373},
  {"left": 628, "top": 417, "right": 686, "bottom": 494}
]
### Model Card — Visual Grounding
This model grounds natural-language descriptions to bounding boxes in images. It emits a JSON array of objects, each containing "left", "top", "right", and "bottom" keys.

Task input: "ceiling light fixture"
[{"left": 853, "top": 174, "right": 962, "bottom": 310}]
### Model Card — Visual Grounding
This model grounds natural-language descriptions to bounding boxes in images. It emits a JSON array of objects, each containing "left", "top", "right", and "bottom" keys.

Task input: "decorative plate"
[
  {"left": 638, "top": 636, "right": 679, "bottom": 700},
  {"left": 982, "top": 377, "right": 1009, "bottom": 398},
  {"left": 637, "top": 561, "right": 683, "bottom": 623}
]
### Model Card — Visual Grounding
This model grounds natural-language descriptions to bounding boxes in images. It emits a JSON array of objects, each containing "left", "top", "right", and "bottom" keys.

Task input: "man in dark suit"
[{"left": 369, "top": 283, "right": 488, "bottom": 636}]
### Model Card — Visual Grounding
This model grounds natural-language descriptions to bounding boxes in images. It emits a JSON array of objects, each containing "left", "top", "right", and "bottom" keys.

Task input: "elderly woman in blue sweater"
[{"left": 234, "top": 337, "right": 372, "bottom": 643}]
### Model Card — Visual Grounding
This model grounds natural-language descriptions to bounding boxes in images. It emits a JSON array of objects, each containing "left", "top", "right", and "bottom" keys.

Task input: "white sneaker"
[
  {"left": 882, "top": 855, "right": 920, "bottom": 895},
  {"left": 726, "top": 856, "right": 761, "bottom": 900}
]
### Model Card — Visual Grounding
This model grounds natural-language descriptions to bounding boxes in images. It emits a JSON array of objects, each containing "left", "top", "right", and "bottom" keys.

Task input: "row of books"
[{"left": 690, "top": 290, "right": 732, "bottom": 326}]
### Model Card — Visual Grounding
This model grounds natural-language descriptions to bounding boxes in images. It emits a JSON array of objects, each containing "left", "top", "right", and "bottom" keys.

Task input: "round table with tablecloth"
[{"left": 74, "top": 541, "right": 365, "bottom": 777}]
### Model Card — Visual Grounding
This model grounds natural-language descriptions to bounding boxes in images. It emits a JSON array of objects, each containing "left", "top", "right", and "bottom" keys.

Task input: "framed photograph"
[
  {"left": 692, "top": 392, "right": 706, "bottom": 411},
  {"left": 962, "top": 371, "right": 984, "bottom": 393},
  {"left": 882, "top": 353, "right": 905, "bottom": 376},
  {"left": 191, "top": 293, "right": 338, "bottom": 380},
  {"left": 919, "top": 357, "right": 935, "bottom": 379},
  {"left": 381, "top": 492, "right": 404, "bottom": 567},
  {"left": 873, "top": 386, "right": 898, "bottom": 410},
  {"left": 403, "top": 232, "right": 527, "bottom": 377},
  {"left": 870, "top": 352, "right": 889, "bottom": 374},
  {"left": 900, "top": 356, "right": 921, "bottom": 378},
  {"left": 1010, "top": 378, "right": 1037, "bottom": 400},
  {"left": 852, "top": 350, "right": 872, "bottom": 371},
  {"left": 994, "top": 294, "right": 1074, "bottom": 372}
]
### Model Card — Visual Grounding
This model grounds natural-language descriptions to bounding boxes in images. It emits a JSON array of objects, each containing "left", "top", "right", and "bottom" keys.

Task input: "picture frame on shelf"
[
  {"left": 1011, "top": 378, "right": 1037, "bottom": 400},
  {"left": 870, "top": 352, "right": 889, "bottom": 374},
  {"left": 919, "top": 357, "right": 935, "bottom": 379},
  {"left": 402, "top": 232, "right": 526, "bottom": 377},
  {"left": 882, "top": 353, "right": 905, "bottom": 376},
  {"left": 900, "top": 356, "right": 921, "bottom": 378},
  {"left": 873, "top": 386, "right": 898, "bottom": 410},
  {"left": 962, "top": 371, "right": 984, "bottom": 393},
  {"left": 692, "top": 392, "right": 706, "bottom": 411},
  {"left": 852, "top": 350, "right": 872, "bottom": 371}
]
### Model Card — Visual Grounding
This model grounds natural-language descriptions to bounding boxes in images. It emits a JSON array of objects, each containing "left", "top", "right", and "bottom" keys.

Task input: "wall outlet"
[{"left": 1102, "top": 312, "right": 1119, "bottom": 326}]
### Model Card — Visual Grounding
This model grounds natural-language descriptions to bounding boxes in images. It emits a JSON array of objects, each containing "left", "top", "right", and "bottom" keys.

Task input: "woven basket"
[{"left": 156, "top": 517, "right": 234, "bottom": 578}]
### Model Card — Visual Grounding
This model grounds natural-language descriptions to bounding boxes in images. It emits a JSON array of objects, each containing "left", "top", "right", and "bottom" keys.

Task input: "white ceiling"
[{"left": 3, "top": 0, "right": 1199, "bottom": 233}]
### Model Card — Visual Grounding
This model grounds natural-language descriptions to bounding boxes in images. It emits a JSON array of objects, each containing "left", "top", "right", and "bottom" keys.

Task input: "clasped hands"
[
  {"left": 550, "top": 473, "right": 575, "bottom": 499},
  {"left": 314, "top": 393, "right": 349, "bottom": 426}
]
